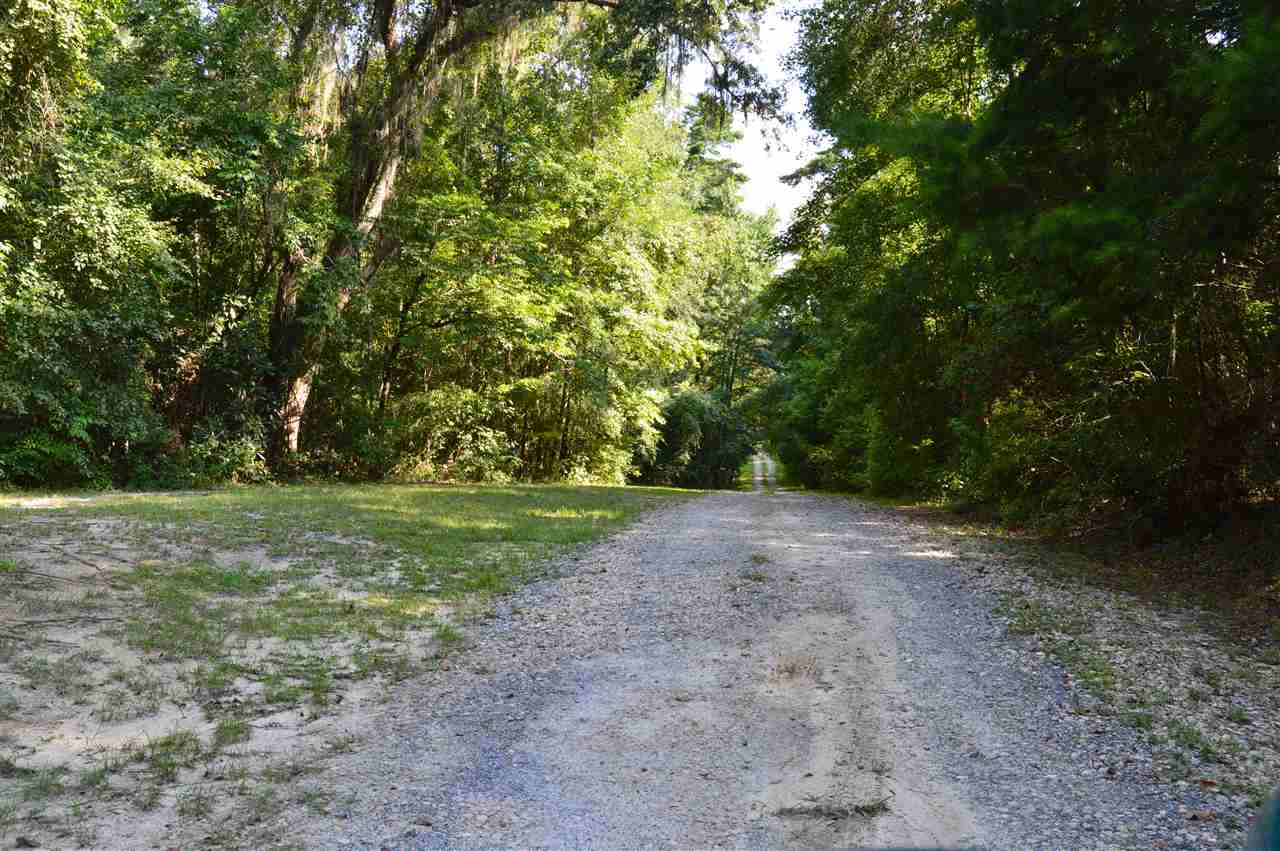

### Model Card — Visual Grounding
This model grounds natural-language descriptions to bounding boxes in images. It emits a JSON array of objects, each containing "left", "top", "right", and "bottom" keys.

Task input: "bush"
[
  {"left": 632, "top": 391, "right": 753, "bottom": 489},
  {"left": 385, "top": 388, "right": 517, "bottom": 483}
]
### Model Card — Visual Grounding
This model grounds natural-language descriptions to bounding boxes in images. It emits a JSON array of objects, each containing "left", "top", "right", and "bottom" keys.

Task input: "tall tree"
[
  {"left": 259, "top": 0, "right": 779, "bottom": 460},
  {"left": 764, "top": 0, "right": 1280, "bottom": 520}
]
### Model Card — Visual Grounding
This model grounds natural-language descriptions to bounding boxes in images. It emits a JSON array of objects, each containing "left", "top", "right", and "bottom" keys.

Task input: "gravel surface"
[{"left": 272, "top": 466, "right": 1268, "bottom": 849}]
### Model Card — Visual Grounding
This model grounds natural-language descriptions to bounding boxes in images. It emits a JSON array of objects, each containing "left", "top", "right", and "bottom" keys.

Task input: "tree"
[
  {"left": 253, "top": 0, "right": 779, "bottom": 461},
  {"left": 763, "top": 0, "right": 1280, "bottom": 521}
]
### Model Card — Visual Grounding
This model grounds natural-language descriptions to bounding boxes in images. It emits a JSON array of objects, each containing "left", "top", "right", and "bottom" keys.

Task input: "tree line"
[
  {"left": 8, "top": 0, "right": 1275, "bottom": 524},
  {"left": 0, "top": 0, "right": 775, "bottom": 489},
  {"left": 761, "top": 0, "right": 1279, "bottom": 526}
]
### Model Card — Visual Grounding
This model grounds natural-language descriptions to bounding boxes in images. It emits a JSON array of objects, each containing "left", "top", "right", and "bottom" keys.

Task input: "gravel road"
[{"left": 277, "top": 457, "right": 1241, "bottom": 850}]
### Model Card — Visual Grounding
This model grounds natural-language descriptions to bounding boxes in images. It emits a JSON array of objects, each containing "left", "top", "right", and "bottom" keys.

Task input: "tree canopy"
[
  {"left": 0, "top": 0, "right": 774, "bottom": 488},
  {"left": 761, "top": 0, "right": 1280, "bottom": 524},
  {"left": 3, "top": 0, "right": 1278, "bottom": 522}
]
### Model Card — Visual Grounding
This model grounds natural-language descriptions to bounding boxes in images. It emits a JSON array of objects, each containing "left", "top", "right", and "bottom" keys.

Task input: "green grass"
[
  {"left": 144, "top": 729, "right": 205, "bottom": 783},
  {"left": 17, "top": 483, "right": 683, "bottom": 716},
  {"left": 1122, "top": 711, "right": 1154, "bottom": 731},
  {"left": 78, "top": 766, "right": 110, "bottom": 790},
  {"left": 0, "top": 801, "right": 15, "bottom": 838},
  {"left": 997, "top": 596, "right": 1091, "bottom": 638},
  {"left": 769, "top": 455, "right": 793, "bottom": 488},
  {"left": 997, "top": 594, "right": 1114, "bottom": 698},
  {"left": 213, "top": 718, "right": 252, "bottom": 749},
  {"left": 176, "top": 785, "right": 216, "bottom": 819},
  {"left": 0, "top": 482, "right": 687, "bottom": 844},
  {"left": 21, "top": 767, "right": 67, "bottom": 801},
  {"left": 68, "top": 484, "right": 679, "bottom": 579},
  {"left": 1167, "top": 720, "right": 1218, "bottom": 761}
]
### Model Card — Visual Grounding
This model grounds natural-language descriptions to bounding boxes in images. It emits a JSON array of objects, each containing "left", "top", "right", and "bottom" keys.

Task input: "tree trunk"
[
  {"left": 266, "top": 246, "right": 310, "bottom": 464},
  {"left": 278, "top": 371, "right": 315, "bottom": 457}
]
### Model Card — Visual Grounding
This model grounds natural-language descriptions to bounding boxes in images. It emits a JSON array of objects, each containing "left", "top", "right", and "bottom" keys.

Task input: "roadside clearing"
[{"left": 0, "top": 484, "right": 686, "bottom": 849}]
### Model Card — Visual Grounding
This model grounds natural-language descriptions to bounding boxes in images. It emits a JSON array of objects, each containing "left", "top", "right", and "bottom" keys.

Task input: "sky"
[{"left": 692, "top": 8, "right": 824, "bottom": 231}]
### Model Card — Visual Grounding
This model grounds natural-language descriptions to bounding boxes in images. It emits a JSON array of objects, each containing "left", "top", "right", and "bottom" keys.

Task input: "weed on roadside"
[
  {"left": 297, "top": 787, "right": 332, "bottom": 815},
  {"left": 144, "top": 729, "right": 205, "bottom": 783},
  {"left": 1167, "top": 720, "right": 1217, "bottom": 761},
  {"left": 78, "top": 766, "right": 110, "bottom": 790},
  {"left": 999, "top": 597, "right": 1091, "bottom": 637},
  {"left": 433, "top": 623, "right": 464, "bottom": 649},
  {"left": 327, "top": 734, "right": 359, "bottom": 755},
  {"left": 134, "top": 783, "right": 163, "bottom": 811},
  {"left": 260, "top": 754, "right": 317, "bottom": 785},
  {"left": 242, "top": 784, "right": 279, "bottom": 825},
  {"left": 1122, "top": 711, "right": 1154, "bottom": 731},
  {"left": 176, "top": 785, "right": 216, "bottom": 819},
  {"left": 21, "top": 767, "right": 66, "bottom": 801}
]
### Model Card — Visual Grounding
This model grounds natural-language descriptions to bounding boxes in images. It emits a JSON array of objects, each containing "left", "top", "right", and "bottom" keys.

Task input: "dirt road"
[
  {"left": 751, "top": 452, "right": 775, "bottom": 490},
  {"left": 277, "top": 464, "right": 1231, "bottom": 849}
]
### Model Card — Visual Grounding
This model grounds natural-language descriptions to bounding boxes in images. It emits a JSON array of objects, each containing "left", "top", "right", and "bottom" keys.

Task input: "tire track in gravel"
[{"left": 276, "top": 483, "right": 1224, "bottom": 850}]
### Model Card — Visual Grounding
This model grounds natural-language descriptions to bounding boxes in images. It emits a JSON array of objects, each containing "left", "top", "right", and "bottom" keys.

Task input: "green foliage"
[
  {"left": 0, "top": 0, "right": 775, "bottom": 490},
  {"left": 633, "top": 390, "right": 753, "bottom": 489},
  {"left": 762, "top": 0, "right": 1280, "bottom": 524}
]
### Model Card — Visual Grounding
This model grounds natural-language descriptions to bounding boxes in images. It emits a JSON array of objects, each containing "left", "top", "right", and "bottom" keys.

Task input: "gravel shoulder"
[{"left": 269, "top": 474, "right": 1274, "bottom": 849}]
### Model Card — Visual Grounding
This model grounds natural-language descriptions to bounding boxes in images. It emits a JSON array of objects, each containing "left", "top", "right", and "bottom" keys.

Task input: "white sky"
[{"left": 689, "top": 7, "right": 823, "bottom": 232}]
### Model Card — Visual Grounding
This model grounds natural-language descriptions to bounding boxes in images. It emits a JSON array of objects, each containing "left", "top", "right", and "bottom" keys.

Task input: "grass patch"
[
  {"left": 213, "top": 718, "right": 252, "bottom": 749},
  {"left": 769, "top": 455, "right": 794, "bottom": 488},
  {"left": 260, "top": 754, "right": 316, "bottom": 785},
  {"left": 898, "top": 497, "right": 1280, "bottom": 639},
  {"left": 14, "top": 654, "right": 93, "bottom": 697},
  {"left": 176, "top": 785, "right": 217, "bottom": 819},
  {"left": 998, "top": 597, "right": 1091, "bottom": 637},
  {"left": 144, "top": 729, "right": 205, "bottom": 783},
  {"left": 13, "top": 484, "right": 682, "bottom": 721},
  {"left": 1168, "top": 720, "right": 1217, "bottom": 761},
  {"left": 1122, "top": 711, "right": 1154, "bottom": 731},
  {"left": 78, "top": 766, "right": 111, "bottom": 790},
  {"left": 0, "top": 482, "right": 687, "bottom": 846},
  {"left": 21, "top": 767, "right": 67, "bottom": 801},
  {"left": 997, "top": 594, "right": 1117, "bottom": 700},
  {"left": 297, "top": 787, "right": 332, "bottom": 815}
]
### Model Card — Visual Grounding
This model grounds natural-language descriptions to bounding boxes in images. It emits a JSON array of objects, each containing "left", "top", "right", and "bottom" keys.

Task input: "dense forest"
[
  {"left": 761, "top": 0, "right": 1280, "bottom": 526},
  {"left": 3, "top": 0, "right": 1278, "bottom": 526},
  {"left": 0, "top": 0, "right": 776, "bottom": 489}
]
